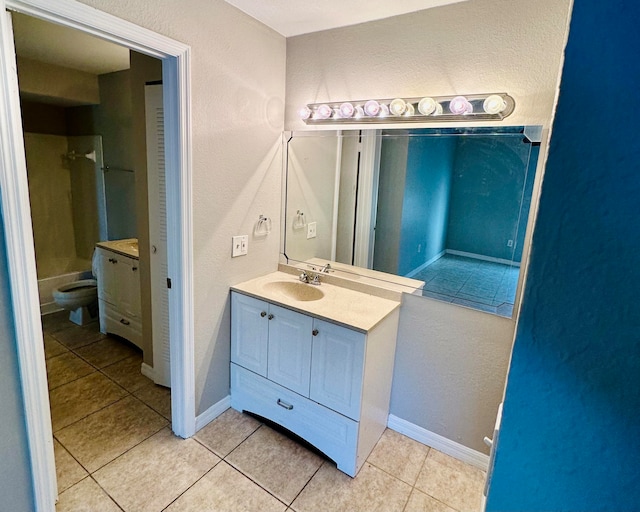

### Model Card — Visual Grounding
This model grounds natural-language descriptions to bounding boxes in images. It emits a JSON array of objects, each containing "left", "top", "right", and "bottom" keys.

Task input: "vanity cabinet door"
[
  {"left": 310, "top": 319, "right": 365, "bottom": 420},
  {"left": 96, "top": 248, "right": 118, "bottom": 305},
  {"left": 118, "top": 257, "right": 140, "bottom": 319},
  {"left": 231, "top": 292, "right": 269, "bottom": 376},
  {"left": 267, "top": 304, "right": 313, "bottom": 396}
]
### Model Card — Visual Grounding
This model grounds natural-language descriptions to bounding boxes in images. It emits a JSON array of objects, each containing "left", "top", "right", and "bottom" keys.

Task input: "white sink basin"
[
  {"left": 112, "top": 239, "right": 138, "bottom": 255},
  {"left": 263, "top": 281, "right": 325, "bottom": 302}
]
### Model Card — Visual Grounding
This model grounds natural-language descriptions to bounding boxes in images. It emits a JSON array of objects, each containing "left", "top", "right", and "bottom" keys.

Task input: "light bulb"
[
  {"left": 379, "top": 104, "right": 390, "bottom": 117},
  {"left": 298, "top": 106, "right": 312, "bottom": 120},
  {"left": 483, "top": 95, "right": 507, "bottom": 114},
  {"left": 449, "top": 96, "right": 472, "bottom": 115},
  {"left": 418, "top": 97, "right": 437, "bottom": 115},
  {"left": 339, "top": 102, "right": 355, "bottom": 118},
  {"left": 434, "top": 103, "right": 443, "bottom": 115},
  {"left": 364, "top": 100, "right": 381, "bottom": 117},
  {"left": 314, "top": 104, "right": 332, "bottom": 120},
  {"left": 389, "top": 98, "right": 407, "bottom": 116},
  {"left": 355, "top": 105, "right": 365, "bottom": 118},
  {"left": 404, "top": 103, "right": 415, "bottom": 116}
]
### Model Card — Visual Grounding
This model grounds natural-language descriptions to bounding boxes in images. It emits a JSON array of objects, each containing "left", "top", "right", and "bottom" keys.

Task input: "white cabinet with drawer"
[
  {"left": 230, "top": 290, "right": 399, "bottom": 477},
  {"left": 95, "top": 246, "right": 142, "bottom": 349}
]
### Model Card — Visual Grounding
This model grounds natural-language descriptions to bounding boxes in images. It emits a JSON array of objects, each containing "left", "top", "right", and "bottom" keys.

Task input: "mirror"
[{"left": 284, "top": 127, "right": 540, "bottom": 318}]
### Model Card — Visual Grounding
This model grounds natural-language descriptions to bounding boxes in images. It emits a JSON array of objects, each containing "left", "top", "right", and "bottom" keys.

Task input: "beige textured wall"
[
  {"left": 23, "top": 133, "right": 78, "bottom": 278},
  {"left": 17, "top": 56, "right": 99, "bottom": 105},
  {"left": 285, "top": 0, "right": 572, "bottom": 453},
  {"left": 77, "top": 0, "right": 286, "bottom": 414}
]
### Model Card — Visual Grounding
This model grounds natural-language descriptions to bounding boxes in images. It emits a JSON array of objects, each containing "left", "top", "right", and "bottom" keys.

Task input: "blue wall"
[
  {"left": 0, "top": 203, "right": 36, "bottom": 510},
  {"left": 446, "top": 136, "right": 534, "bottom": 262},
  {"left": 398, "top": 136, "right": 456, "bottom": 275},
  {"left": 487, "top": 1, "right": 640, "bottom": 510}
]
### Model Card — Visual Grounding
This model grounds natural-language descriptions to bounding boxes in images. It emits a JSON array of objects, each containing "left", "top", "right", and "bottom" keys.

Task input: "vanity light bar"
[{"left": 299, "top": 93, "right": 515, "bottom": 124}]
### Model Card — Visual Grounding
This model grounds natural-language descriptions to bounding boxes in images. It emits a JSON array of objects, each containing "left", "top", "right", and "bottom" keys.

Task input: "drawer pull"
[
  {"left": 312, "top": 329, "right": 319, "bottom": 336},
  {"left": 268, "top": 314, "right": 274, "bottom": 320},
  {"left": 132, "top": 267, "right": 138, "bottom": 271},
  {"left": 277, "top": 398, "right": 293, "bottom": 410},
  {"left": 260, "top": 311, "right": 267, "bottom": 317},
  {"left": 120, "top": 318, "right": 130, "bottom": 325}
]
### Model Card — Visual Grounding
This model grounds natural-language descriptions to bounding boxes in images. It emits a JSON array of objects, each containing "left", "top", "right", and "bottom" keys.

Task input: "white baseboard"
[
  {"left": 195, "top": 395, "right": 231, "bottom": 432},
  {"left": 405, "top": 250, "right": 445, "bottom": 278},
  {"left": 446, "top": 249, "right": 520, "bottom": 267},
  {"left": 387, "top": 414, "right": 489, "bottom": 471},
  {"left": 141, "top": 362, "right": 155, "bottom": 381}
]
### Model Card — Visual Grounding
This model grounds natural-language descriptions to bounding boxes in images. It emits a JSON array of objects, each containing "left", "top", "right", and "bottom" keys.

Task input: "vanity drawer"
[
  {"left": 99, "top": 299, "right": 142, "bottom": 349},
  {"left": 231, "top": 363, "right": 358, "bottom": 476}
]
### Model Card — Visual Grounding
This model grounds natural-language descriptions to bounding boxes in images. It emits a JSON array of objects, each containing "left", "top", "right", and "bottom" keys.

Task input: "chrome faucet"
[{"left": 298, "top": 269, "right": 321, "bottom": 285}]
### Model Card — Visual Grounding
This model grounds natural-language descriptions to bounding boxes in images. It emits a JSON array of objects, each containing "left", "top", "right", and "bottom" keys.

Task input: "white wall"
[
  {"left": 286, "top": 0, "right": 572, "bottom": 453},
  {"left": 78, "top": 0, "right": 286, "bottom": 415}
]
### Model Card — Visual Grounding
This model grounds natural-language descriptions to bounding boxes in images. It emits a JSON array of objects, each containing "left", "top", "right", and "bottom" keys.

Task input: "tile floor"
[
  {"left": 45, "top": 311, "right": 485, "bottom": 512},
  {"left": 414, "top": 254, "right": 519, "bottom": 317}
]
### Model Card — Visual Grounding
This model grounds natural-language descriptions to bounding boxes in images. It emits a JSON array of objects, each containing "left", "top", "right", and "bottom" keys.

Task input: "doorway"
[{"left": 0, "top": 1, "right": 194, "bottom": 509}]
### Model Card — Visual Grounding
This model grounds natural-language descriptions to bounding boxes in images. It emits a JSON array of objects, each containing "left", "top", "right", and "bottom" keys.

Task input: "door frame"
[{"left": 0, "top": 1, "right": 194, "bottom": 509}]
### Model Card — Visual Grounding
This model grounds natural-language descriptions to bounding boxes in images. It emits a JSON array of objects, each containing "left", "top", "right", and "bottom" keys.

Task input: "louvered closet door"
[{"left": 145, "top": 84, "right": 171, "bottom": 387}]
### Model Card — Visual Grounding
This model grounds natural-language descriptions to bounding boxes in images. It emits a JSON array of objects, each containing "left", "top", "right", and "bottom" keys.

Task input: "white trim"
[
  {"left": 140, "top": 362, "right": 155, "bottom": 381},
  {"left": 0, "top": 1, "right": 195, "bottom": 509},
  {"left": 404, "top": 250, "right": 445, "bottom": 278},
  {"left": 0, "top": 10, "right": 57, "bottom": 508},
  {"left": 353, "top": 130, "right": 381, "bottom": 268},
  {"left": 330, "top": 133, "right": 343, "bottom": 261},
  {"left": 445, "top": 249, "right": 520, "bottom": 267},
  {"left": 387, "top": 414, "right": 489, "bottom": 471},
  {"left": 195, "top": 395, "right": 231, "bottom": 431}
]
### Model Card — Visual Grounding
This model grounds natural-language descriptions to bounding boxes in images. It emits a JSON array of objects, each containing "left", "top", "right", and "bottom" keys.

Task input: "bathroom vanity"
[
  {"left": 95, "top": 239, "right": 142, "bottom": 349},
  {"left": 230, "top": 270, "right": 400, "bottom": 477}
]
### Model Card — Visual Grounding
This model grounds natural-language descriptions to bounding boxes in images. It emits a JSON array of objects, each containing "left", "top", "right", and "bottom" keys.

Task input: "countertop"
[
  {"left": 231, "top": 271, "right": 400, "bottom": 332},
  {"left": 96, "top": 238, "right": 139, "bottom": 259}
]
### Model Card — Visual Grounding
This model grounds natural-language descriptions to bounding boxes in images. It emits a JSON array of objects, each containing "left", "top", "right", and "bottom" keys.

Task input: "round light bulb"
[
  {"left": 314, "top": 104, "right": 332, "bottom": 120},
  {"left": 434, "top": 103, "right": 443, "bottom": 115},
  {"left": 418, "top": 97, "right": 437, "bottom": 115},
  {"left": 355, "top": 105, "right": 365, "bottom": 118},
  {"left": 404, "top": 103, "right": 415, "bottom": 116},
  {"left": 364, "top": 100, "right": 381, "bottom": 117},
  {"left": 379, "top": 104, "right": 390, "bottom": 117},
  {"left": 298, "top": 106, "right": 312, "bottom": 120},
  {"left": 449, "top": 96, "right": 472, "bottom": 115},
  {"left": 389, "top": 98, "right": 407, "bottom": 116},
  {"left": 339, "top": 102, "right": 355, "bottom": 118},
  {"left": 483, "top": 95, "right": 507, "bottom": 115}
]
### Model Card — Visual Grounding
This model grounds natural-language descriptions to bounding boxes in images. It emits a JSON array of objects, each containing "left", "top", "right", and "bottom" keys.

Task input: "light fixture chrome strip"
[{"left": 300, "top": 93, "right": 515, "bottom": 124}]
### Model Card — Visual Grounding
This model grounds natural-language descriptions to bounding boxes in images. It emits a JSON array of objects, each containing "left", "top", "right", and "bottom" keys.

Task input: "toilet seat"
[{"left": 53, "top": 279, "right": 98, "bottom": 309}]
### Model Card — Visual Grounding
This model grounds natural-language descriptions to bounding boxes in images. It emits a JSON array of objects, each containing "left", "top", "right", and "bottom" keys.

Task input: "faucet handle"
[
  {"left": 311, "top": 274, "right": 321, "bottom": 285},
  {"left": 297, "top": 270, "right": 309, "bottom": 283}
]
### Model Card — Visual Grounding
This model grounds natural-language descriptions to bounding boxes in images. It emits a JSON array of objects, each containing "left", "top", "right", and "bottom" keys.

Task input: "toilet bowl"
[{"left": 52, "top": 279, "right": 98, "bottom": 326}]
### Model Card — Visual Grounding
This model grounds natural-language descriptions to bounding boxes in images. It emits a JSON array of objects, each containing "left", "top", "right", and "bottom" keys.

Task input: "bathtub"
[{"left": 39, "top": 269, "right": 93, "bottom": 315}]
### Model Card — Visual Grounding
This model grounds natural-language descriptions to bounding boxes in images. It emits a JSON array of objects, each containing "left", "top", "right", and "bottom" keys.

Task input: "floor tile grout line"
[
  {"left": 286, "top": 459, "right": 325, "bottom": 509},
  {"left": 159, "top": 457, "right": 224, "bottom": 511},
  {"left": 89, "top": 474, "right": 126, "bottom": 512}
]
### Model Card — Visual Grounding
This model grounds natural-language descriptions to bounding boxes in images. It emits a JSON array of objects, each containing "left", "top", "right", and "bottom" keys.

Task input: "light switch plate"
[
  {"left": 307, "top": 222, "right": 317, "bottom": 239},
  {"left": 232, "top": 235, "right": 248, "bottom": 257}
]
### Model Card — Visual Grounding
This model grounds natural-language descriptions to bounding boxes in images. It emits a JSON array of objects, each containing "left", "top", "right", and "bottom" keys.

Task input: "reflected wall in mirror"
[{"left": 284, "top": 127, "right": 540, "bottom": 318}]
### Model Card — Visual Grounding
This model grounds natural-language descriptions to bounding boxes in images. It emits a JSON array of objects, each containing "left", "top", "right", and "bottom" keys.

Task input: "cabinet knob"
[
  {"left": 312, "top": 329, "right": 319, "bottom": 336},
  {"left": 268, "top": 314, "right": 274, "bottom": 320},
  {"left": 260, "top": 311, "right": 267, "bottom": 317},
  {"left": 132, "top": 267, "right": 138, "bottom": 272},
  {"left": 120, "top": 318, "right": 130, "bottom": 326}
]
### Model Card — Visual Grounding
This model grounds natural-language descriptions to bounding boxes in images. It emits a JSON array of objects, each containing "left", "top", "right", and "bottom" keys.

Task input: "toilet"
[{"left": 52, "top": 279, "right": 98, "bottom": 326}]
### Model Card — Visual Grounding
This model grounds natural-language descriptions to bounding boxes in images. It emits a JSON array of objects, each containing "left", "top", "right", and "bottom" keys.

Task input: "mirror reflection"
[{"left": 284, "top": 127, "right": 540, "bottom": 318}]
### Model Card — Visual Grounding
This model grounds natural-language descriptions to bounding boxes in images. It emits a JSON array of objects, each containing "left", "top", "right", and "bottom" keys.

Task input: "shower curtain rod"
[{"left": 102, "top": 165, "right": 135, "bottom": 173}]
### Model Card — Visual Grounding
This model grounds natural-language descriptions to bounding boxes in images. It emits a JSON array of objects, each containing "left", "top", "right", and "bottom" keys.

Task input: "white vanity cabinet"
[
  {"left": 230, "top": 290, "right": 399, "bottom": 477},
  {"left": 95, "top": 246, "right": 142, "bottom": 349}
]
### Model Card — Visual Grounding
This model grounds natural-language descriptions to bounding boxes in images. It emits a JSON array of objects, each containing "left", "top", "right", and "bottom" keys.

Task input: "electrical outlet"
[
  {"left": 507, "top": 239, "right": 514, "bottom": 248},
  {"left": 307, "top": 222, "right": 317, "bottom": 239},
  {"left": 232, "top": 235, "right": 248, "bottom": 257}
]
